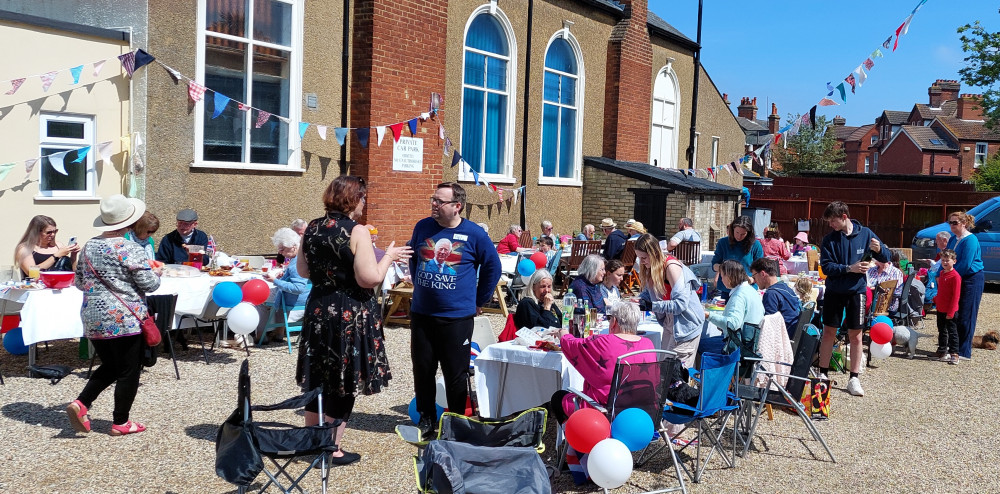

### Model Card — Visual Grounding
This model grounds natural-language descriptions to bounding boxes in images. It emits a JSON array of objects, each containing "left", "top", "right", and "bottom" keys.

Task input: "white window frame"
[
  {"left": 864, "top": 157, "right": 870, "bottom": 173},
  {"left": 37, "top": 113, "right": 96, "bottom": 200},
  {"left": 193, "top": 0, "right": 304, "bottom": 172},
  {"left": 692, "top": 132, "right": 700, "bottom": 168},
  {"left": 873, "top": 152, "right": 879, "bottom": 173},
  {"left": 870, "top": 135, "right": 877, "bottom": 146},
  {"left": 459, "top": 5, "right": 518, "bottom": 184},
  {"left": 650, "top": 65, "right": 681, "bottom": 169},
  {"left": 975, "top": 142, "right": 988, "bottom": 168},
  {"left": 537, "top": 29, "right": 584, "bottom": 187},
  {"left": 710, "top": 136, "right": 719, "bottom": 167}
]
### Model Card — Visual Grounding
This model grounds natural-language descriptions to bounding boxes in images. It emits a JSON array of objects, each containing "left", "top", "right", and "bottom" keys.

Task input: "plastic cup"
[{"left": 28, "top": 265, "right": 40, "bottom": 279}]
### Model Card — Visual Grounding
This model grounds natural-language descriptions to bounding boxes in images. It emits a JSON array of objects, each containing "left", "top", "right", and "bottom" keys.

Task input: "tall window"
[
  {"left": 540, "top": 35, "right": 582, "bottom": 183},
  {"left": 976, "top": 142, "right": 988, "bottom": 167},
  {"left": 873, "top": 152, "right": 879, "bottom": 172},
  {"left": 710, "top": 137, "right": 720, "bottom": 167},
  {"left": 197, "top": 0, "right": 302, "bottom": 168},
  {"left": 39, "top": 113, "right": 95, "bottom": 198},
  {"left": 864, "top": 157, "right": 870, "bottom": 174},
  {"left": 650, "top": 67, "right": 680, "bottom": 168},
  {"left": 461, "top": 11, "right": 514, "bottom": 180}
]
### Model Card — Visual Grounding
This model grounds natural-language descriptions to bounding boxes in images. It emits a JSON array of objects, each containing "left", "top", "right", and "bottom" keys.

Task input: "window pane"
[
  {"left": 250, "top": 44, "right": 290, "bottom": 164},
  {"left": 663, "top": 101, "right": 675, "bottom": 127},
  {"left": 543, "top": 71, "right": 560, "bottom": 103},
  {"left": 461, "top": 87, "right": 485, "bottom": 172},
  {"left": 464, "top": 51, "right": 485, "bottom": 87},
  {"left": 484, "top": 92, "right": 506, "bottom": 174},
  {"left": 253, "top": 0, "right": 292, "bottom": 46},
  {"left": 40, "top": 148, "right": 87, "bottom": 191},
  {"left": 206, "top": 0, "right": 247, "bottom": 37},
  {"left": 559, "top": 107, "right": 575, "bottom": 178},
  {"left": 560, "top": 75, "right": 575, "bottom": 106},
  {"left": 544, "top": 38, "right": 576, "bottom": 74},
  {"left": 466, "top": 14, "right": 508, "bottom": 56},
  {"left": 204, "top": 37, "right": 248, "bottom": 162},
  {"left": 541, "top": 104, "right": 558, "bottom": 177},
  {"left": 486, "top": 56, "right": 506, "bottom": 91},
  {"left": 46, "top": 121, "right": 85, "bottom": 139}
]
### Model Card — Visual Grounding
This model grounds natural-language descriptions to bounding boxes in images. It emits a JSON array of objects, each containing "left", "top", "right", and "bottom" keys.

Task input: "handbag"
[
  {"left": 799, "top": 377, "right": 831, "bottom": 420},
  {"left": 83, "top": 253, "right": 161, "bottom": 347}
]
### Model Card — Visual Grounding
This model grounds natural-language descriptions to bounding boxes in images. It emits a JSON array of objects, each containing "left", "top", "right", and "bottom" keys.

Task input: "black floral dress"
[{"left": 296, "top": 211, "right": 391, "bottom": 397}]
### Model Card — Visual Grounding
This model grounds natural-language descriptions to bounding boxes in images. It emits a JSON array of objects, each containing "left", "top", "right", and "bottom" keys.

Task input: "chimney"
[
  {"left": 957, "top": 94, "right": 984, "bottom": 120},
  {"left": 737, "top": 97, "right": 758, "bottom": 121},
  {"left": 767, "top": 103, "right": 780, "bottom": 135},
  {"left": 832, "top": 115, "right": 846, "bottom": 126},
  {"left": 602, "top": 0, "right": 653, "bottom": 161},
  {"left": 929, "top": 79, "right": 960, "bottom": 108},
  {"left": 722, "top": 93, "right": 730, "bottom": 106}
]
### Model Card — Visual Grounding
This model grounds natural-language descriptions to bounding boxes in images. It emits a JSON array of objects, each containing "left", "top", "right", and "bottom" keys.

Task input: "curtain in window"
[
  {"left": 462, "top": 13, "right": 509, "bottom": 176},
  {"left": 540, "top": 38, "right": 578, "bottom": 179}
]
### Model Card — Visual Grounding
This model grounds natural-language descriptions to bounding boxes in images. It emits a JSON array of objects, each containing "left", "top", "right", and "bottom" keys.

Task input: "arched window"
[
  {"left": 540, "top": 34, "right": 582, "bottom": 183},
  {"left": 650, "top": 67, "right": 680, "bottom": 169},
  {"left": 461, "top": 10, "right": 515, "bottom": 180}
]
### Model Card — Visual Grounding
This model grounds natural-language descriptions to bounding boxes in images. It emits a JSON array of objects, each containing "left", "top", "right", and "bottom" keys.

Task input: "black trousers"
[
  {"left": 411, "top": 312, "right": 473, "bottom": 420},
  {"left": 77, "top": 334, "right": 143, "bottom": 425},
  {"left": 936, "top": 311, "right": 959, "bottom": 355}
]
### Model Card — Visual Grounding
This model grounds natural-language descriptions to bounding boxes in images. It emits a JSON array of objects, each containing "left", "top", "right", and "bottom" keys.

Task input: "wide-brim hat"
[
  {"left": 94, "top": 194, "right": 146, "bottom": 231},
  {"left": 794, "top": 232, "right": 809, "bottom": 243},
  {"left": 601, "top": 218, "right": 616, "bottom": 228},
  {"left": 632, "top": 221, "right": 646, "bottom": 234}
]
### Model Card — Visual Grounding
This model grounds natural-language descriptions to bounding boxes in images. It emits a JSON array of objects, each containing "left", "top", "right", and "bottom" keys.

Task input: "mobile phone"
[{"left": 68, "top": 237, "right": 77, "bottom": 246}]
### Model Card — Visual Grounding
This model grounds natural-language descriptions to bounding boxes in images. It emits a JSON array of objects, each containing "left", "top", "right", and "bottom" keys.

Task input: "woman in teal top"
[
  {"left": 712, "top": 216, "right": 764, "bottom": 299},
  {"left": 945, "top": 211, "right": 984, "bottom": 360}
]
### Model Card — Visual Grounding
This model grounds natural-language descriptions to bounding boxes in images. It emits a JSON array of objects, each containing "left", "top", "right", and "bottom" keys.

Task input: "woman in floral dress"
[{"left": 296, "top": 175, "right": 411, "bottom": 465}]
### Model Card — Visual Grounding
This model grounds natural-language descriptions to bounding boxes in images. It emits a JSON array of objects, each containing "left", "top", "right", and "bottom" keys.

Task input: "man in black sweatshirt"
[{"left": 750, "top": 257, "right": 800, "bottom": 339}]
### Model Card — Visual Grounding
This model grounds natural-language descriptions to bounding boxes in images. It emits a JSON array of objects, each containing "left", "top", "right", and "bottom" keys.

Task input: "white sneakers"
[{"left": 846, "top": 377, "right": 865, "bottom": 397}]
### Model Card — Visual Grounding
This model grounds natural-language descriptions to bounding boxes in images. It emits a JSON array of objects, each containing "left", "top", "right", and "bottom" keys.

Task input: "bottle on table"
[{"left": 562, "top": 289, "right": 577, "bottom": 330}]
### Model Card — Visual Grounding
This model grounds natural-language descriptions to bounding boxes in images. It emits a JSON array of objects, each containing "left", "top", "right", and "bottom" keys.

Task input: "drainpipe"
[
  {"left": 519, "top": 0, "right": 534, "bottom": 230},
  {"left": 685, "top": 0, "right": 702, "bottom": 170},
  {"left": 341, "top": 0, "right": 350, "bottom": 173}
]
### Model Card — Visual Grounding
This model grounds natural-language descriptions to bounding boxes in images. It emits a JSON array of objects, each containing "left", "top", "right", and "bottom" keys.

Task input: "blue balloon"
[
  {"left": 517, "top": 258, "right": 536, "bottom": 277},
  {"left": 408, "top": 397, "right": 445, "bottom": 425},
  {"left": 874, "top": 315, "right": 893, "bottom": 328},
  {"left": 2, "top": 327, "right": 28, "bottom": 355},
  {"left": 212, "top": 281, "right": 243, "bottom": 308},
  {"left": 611, "top": 408, "right": 655, "bottom": 452}
]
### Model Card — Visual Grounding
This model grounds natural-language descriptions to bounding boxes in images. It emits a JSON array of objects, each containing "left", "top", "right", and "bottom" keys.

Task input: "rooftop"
[{"left": 584, "top": 156, "right": 740, "bottom": 195}]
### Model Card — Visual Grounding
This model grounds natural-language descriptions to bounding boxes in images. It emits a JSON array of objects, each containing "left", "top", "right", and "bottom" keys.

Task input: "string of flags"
[
  {"left": 0, "top": 137, "right": 128, "bottom": 184},
  {"left": 1, "top": 50, "right": 153, "bottom": 97}
]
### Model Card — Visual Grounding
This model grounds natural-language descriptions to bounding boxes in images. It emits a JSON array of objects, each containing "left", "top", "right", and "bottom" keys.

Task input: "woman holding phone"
[{"left": 14, "top": 215, "right": 80, "bottom": 278}]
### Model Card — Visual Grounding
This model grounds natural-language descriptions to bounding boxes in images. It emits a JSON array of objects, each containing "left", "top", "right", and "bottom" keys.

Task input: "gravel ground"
[{"left": 2, "top": 289, "right": 1000, "bottom": 493}]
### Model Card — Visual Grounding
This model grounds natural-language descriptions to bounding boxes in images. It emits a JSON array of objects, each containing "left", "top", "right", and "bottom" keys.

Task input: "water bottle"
[
  {"left": 562, "top": 289, "right": 576, "bottom": 329},
  {"left": 582, "top": 299, "right": 591, "bottom": 335}
]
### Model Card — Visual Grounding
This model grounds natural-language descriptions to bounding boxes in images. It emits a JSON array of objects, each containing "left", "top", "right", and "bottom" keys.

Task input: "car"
[{"left": 911, "top": 196, "right": 1000, "bottom": 281}]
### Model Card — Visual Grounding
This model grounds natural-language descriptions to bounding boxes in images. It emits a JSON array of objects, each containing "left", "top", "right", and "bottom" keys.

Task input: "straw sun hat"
[{"left": 93, "top": 194, "right": 146, "bottom": 231}]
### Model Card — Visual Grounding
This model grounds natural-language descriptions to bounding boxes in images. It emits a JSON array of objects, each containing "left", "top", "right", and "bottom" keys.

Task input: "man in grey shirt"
[{"left": 667, "top": 217, "right": 701, "bottom": 251}]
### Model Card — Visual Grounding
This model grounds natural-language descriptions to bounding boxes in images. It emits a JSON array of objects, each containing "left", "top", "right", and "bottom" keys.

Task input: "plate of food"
[{"left": 162, "top": 264, "right": 201, "bottom": 278}]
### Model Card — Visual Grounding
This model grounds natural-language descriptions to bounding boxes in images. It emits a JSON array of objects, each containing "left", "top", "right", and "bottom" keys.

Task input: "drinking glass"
[{"left": 27, "top": 265, "right": 41, "bottom": 280}]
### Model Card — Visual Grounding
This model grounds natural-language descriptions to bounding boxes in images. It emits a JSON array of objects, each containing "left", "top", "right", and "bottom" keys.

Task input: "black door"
[{"left": 632, "top": 190, "right": 667, "bottom": 238}]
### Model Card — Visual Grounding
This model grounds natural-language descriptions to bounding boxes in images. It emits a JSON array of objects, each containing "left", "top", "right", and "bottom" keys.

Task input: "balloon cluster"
[
  {"left": 2, "top": 327, "right": 28, "bottom": 355},
  {"left": 564, "top": 406, "right": 654, "bottom": 489},
  {"left": 211, "top": 279, "right": 271, "bottom": 335},
  {"left": 870, "top": 317, "right": 894, "bottom": 360}
]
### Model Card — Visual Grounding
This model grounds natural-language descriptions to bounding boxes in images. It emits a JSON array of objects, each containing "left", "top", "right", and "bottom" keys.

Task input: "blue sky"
[{"left": 652, "top": 0, "right": 999, "bottom": 127}]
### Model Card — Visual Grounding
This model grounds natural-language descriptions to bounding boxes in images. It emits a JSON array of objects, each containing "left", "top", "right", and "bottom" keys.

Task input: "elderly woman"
[
  {"left": 297, "top": 175, "right": 412, "bottom": 465},
  {"left": 497, "top": 224, "right": 522, "bottom": 254},
  {"left": 626, "top": 221, "right": 646, "bottom": 240},
  {"left": 540, "top": 220, "right": 559, "bottom": 249},
  {"left": 712, "top": 216, "right": 764, "bottom": 299},
  {"left": 946, "top": 210, "right": 984, "bottom": 361},
  {"left": 549, "top": 301, "right": 655, "bottom": 422},
  {"left": 513, "top": 269, "right": 562, "bottom": 329},
  {"left": 601, "top": 259, "right": 625, "bottom": 307},
  {"left": 124, "top": 211, "right": 160, "bottom": 260},
  {"left": 15, "top": 215, "right": 80, "bottom": 278},
  {"left": 260, "top": 227, "right": 312, "bottom": 344},
  {"left": 569, "top": 254, "right": 606, "bottom": 313},
  {"left": 66, "top": 195, "right": 161, "bottom": 436}
]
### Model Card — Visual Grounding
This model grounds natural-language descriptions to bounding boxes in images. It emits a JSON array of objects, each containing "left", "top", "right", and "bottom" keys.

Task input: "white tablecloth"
[
  {"left": 2, "top": 287, "right": 84, "bottom": 346},
  {"left": 474, "top": 341, "right": 584, "bottom": 418},
  {"left": 597, "top": 321, "right": 664, "bottom": 349},
  {"left": 785, "top": 256, "right": 809, "bottom": 275}
]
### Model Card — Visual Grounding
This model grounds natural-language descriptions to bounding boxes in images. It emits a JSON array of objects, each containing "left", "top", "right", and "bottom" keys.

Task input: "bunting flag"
[
  {"left": 419, "top": 112, "right": 430, "bottom": 121},
  {"left": 836, "top": 83, "right": 847, "bottom": 103},
  {"left": 773, "top": 133, "right": 782, "bottom": 145},
  {"left": 871, "top": 48, "right": 883, "bottom": 59},
  {"left": 882, "top": 36, "right": 892, "bottom": 49},
  {"left": 70, "top": 65, "right": 83, "bottom": 84},
  {"left": 188, "top": 81, "right": 206, "bottom": 102},
  {"left": 809, "top": 105, "right": 817, "bottom": 128},
  {"left": 826, "top": 82, "right": 834, "bottom": 97},
  {"left": 97, "top": 141, "right": 113, "bottom": 163},
  {"left": 25, "top": 158, "right": 38, "bottom": 174},
  {"left": 118, "top": 51, "right": 137, "bottom": 78},
  {"left": 444, "top": 136, "right": 453, "bottom": 156},
  {"left": 40, "top": 71, "right": 58, "bottom": 92},
  {"left": 407, "top": 118, "right": 418, "bottom": 137},
  {"left": 818, "top": 97, "right": 839, "bottom": 106},
  {"left": 723, "top": 163, "right": 733, "bottom": 175},
  {"left": 133, "top": 49, "right": 155, "bottom": 72},
  {"left": 298, "top": 122, "right": 309, "bottom": 139},
  {"left": 72, "top": 146, "right": 91, "bottom": 163},
  {"left": 0, "top": 162, "right": 15, "bottom": 182},
  {"left": 438, "top": 123, "right": 445, "bottom": 140},
  {"left": 5, "top": 78, "right": 25, "bottom": 95},
  {"left": 451, "top": 151, "right": 462, "bottom": 167},
  {"left": 388, "top": 122, "right": 405, "bottom": 142},
  {"left": 237, "top": 102, "right": 249, "bottom": 111},
  {"left": 212, "top": 93, "right": 230, "bottom": 118},
  {"left": 845, "top": 74, "right": 857, "bottom": 94},
  {"left": 707, "top": 167, "right": 716, "bottom": 180},
  {"left": 471, "top": 167, "right": 480, "bottom": 186},
  {"left": 93, "top": 60, "right": 107, "bottom": 77},
  {"left": 894, "top": 14, "right": 914, "bottom": 52},
  {"left": 376, "top": 126, "right": 386, "bottom": 146},
  {"left": 255, "top": 109, "right": 271, "bottom": 129},
  {"left": 912, "top": 0, "right": 928, "bottom": 14},
  {"left": 863, "top": 58, "right": 875, "bottom": 71},
  {"left": 356, "top": 127, "right": 370, "bottom": 148},
  {"left": 334, "top": 127, "right": 349, "bottom": 146},
  {"left": 854, "top": 66, "right": 867, "bottom": 88},
  {"left": 317, "top": 125, "right": 327, "bottom": 140},
  {"left": 48, "top": 151, "right": 70, "bottom": 175},
  {"left": 779, "top": 124, "right": 792, "bottom": 134}
]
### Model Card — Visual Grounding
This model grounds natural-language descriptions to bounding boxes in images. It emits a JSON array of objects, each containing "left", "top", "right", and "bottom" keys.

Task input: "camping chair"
[
  {"left": 790, "top": 301, "right": 817, "bottom": 354},
  {"left": 177, "top": 283, "right": 241, "bottom": 364},
  {"left": 673, "top": 241, "right": 702, "bottom": 266},
  {"left": 658, "top": 350, "right": 741, "bottom": 484},
  {"left": 733, "top": 330, "right": 836, "bottom": 463},
  {"left": 888, "top": 267, "right": 920, "bottom": 326},
  {"left": 619, "top": 240, "right": 641, "bottom": 294},
  {"left": 518, "top": 230, "right": 533, "bottom": 249},
  {"left": 558, "top": 240, "right": 602, "bottom": 295},
  {"left": 215, "top": 359, "right": 340, "bottom": 494},
  {"left": 257, "top": 296, "right": 305, "bottom": 354}
]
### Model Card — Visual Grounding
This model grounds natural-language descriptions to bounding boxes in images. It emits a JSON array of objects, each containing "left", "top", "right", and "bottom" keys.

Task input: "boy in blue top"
[
  {"left": 817, "top": 201, "right": 887, "bottom": 398},
  {"left": 408, "top": 182, "right": 501, "bottom": 439},
  {"left": 750, "top": 257, "right": 800, "bottom": 339}
]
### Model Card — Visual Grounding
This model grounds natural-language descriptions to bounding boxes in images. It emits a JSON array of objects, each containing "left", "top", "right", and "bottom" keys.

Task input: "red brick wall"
[
  {"left": 879, "top": 134, "right": 925, "bottom": 175},
  {"left": 602, "top": 0, "right": 652, "bottom": 162},
  {"left": 351, "top": 0, "right": 449, "bottom": 246}
]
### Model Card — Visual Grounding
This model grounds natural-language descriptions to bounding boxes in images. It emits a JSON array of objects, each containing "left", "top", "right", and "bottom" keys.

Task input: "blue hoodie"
[{"left": 820, "top": 219, "right": 888, "bottom": 294}]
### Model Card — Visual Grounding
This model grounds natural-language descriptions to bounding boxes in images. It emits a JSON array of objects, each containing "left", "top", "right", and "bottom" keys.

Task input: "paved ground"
[{"left": 1, "top": 288, "right": 999, "bottom": 493}]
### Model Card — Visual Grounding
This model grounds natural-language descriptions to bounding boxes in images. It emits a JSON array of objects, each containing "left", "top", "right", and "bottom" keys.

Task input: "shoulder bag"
[{"left": 83, "top": 252, "right": 161, "bottom": 347}]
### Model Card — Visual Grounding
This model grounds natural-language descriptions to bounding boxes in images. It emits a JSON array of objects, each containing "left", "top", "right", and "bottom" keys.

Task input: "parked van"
[{"left": 911, "top": 196, "right": 1000, "bottom": 281}]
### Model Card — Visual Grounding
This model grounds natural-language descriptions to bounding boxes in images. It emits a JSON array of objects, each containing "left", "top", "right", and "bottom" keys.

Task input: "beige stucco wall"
[
  {"left": 146, "top": 0, "right": 345, "bottom": 255},
  {"left": 0, "top": 21, "right": 131, "bottom": 265}
]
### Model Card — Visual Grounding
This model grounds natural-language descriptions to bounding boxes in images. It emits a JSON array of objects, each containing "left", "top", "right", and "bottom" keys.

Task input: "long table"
[{"left": 474, "top": 341, "right": 584, "bottom": 419}]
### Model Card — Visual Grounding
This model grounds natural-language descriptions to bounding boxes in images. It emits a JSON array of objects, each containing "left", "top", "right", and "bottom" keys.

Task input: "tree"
[
  {"left": 971, "top": 151, "right": 1000, "bottom": 191},
  {"left": 770, "top": 114, "right": 845, "bottom": 175},
  {"left": 958, "top": 14, "right": 1000, "bottom": 129}
]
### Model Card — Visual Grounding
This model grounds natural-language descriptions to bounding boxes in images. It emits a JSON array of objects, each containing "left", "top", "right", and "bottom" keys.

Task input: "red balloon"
[
  {"left": 530, "top": 252, "right": 547, "bottom": 270},
  {"left": 241, "top": 279, "right": 270, "bottom": 305},
  {"left": 870, "top": 322, "right": 893, "bottom": 345},
  {"left": 565, "top": 408, "right": 611, "bottom": 454}
]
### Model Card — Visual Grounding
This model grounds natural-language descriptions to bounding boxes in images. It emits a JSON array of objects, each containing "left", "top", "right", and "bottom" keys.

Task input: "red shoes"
[
  {"left": 66, "top": 400, "right": 91, "bottom": 433},
  {"left": 110, "top": 420, "right": 147, "bottom": 436}
]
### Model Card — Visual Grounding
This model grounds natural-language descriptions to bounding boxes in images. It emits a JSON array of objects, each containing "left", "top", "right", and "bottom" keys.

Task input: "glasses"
[
  {"left": 43, "top": 229, "right": 58, "bottom": 235},
  {"left": 948, "top": 220, "right": 961, "bottom": 226},
  {"left": 430, "top": 197, "right": 459, "bottom": 206}
]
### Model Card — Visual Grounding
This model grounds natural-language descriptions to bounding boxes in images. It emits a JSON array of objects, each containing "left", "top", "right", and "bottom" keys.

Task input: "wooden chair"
[
  {"left": 518, "top": 230, "right": 533, "bottom": 249},
  {"left": 385, "top": 284, "right": 414, "bottom": 326},
  {"left": 558, "top": 240, "right": 603, "bottom": 295},
  {"left": 619, "top": 240, "right": 641, "bottom": 294},
  {"left": 674, "top": 240, "right": 702, "bottom": 266},
  {"left": 481, "top": 279, "right": 510, "bottom": 318}
]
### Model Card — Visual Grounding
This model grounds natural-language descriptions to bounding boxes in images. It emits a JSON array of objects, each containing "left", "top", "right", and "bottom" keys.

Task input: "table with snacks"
[{"left": 474, "top": 340, "right": 584, "bottom": 419}]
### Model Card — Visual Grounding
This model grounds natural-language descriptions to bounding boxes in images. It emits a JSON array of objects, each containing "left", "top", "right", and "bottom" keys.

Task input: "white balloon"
[
  {"left": 870, "top": 341, "right": 892, "bottom": 360},
  {"left": 228, "top": 302, "right": 260, "bottom": 335},
  {"left": 587, "top": 438, "right": 633, "bottom": 489},
  {"left": 435, "top": 376, "right": 448, "bottom": 409}
]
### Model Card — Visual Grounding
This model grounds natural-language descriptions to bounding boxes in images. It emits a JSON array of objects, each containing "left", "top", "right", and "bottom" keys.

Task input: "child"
[
  {"left": 794, "top": 276, "right": 814, "bottom": 304},
  {"left": 934, "top": 249, "right": 962, "bottom": 364}
]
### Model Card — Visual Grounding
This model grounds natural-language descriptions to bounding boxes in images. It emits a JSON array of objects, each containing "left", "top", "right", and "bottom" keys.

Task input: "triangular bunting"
[
  {"left": 809, "top": 105, "right": 817, "bottom": 129},
  {"left": 826, "top": 82, "right": 834, "bottom": 97},
  {"left": 5, "top": 78, "right": 25, "bottom": 95},
  {"left": 48, "top": 151, "right": 70, "bottom": 175},
  {"left": 845, "top": 74, "right": 856, "bottom": 94},
  {"left": 334, "top": 127, "right": 349, "bottom": 146},
  {"left": 70, "top": 65, "right": 83, "bottom": 84},
  {"left": 452, "top": 151, "right": 462, "bottom": 168},
  {"left": 133, "top": 49, "right": 155, "bottom": 72},
  {"left": 93, "top": 60, "right": 107, "bottom": 77},
  {"left": 407, "top": 118, "right": 418, "bottom": 137},
  {"left": 819, "top": 97, "right": 839, "bottom": 106},
  {"left": 854, "top": 65, "right": 867, "bottom": 88},
  {"left": 40, "top": 71, "right": 58, "bottom": 92},
  {"left": 237, "top": 103, "right": 249, "bottom": 111},
  {"left": 439, "top": 123, "right": 445, "bottom": 140},
  {"left": 863, "top": 58, "right": 875, "bottom": 71},
  {"left": 0, "top": 163, "right": 15, "bottom": 182},
  {"left": 376, "top": 126, "right": 386, "bottom": 146},
  {"left": 298, "top": 122, "right": 309, "bottom": 139},
  {"left": 871, "top": 48, "right": 883, "bottom": 59},
  {"left": 118, "top": 51, "right": 137, "bottom": 78},
  {"left": 355, "top": 128, "right": 370, "bottom": 148},
  {"left": 389, "top": 122, "right": 405, "bottom": 142},
  {"left": 317, "top": 125, "right": 327, "bottom": 140},
  {"left": 444, "top": 137, "right": 453, "bottom": 156},
  {"left": 836, "top": 83, "right": 847, "bottom": 103},
  {"left": 97, "top": 141, "right": 114, "bottom": 163},
  {"left": 212, "top": 93, "right": 230, "bottom": 119},
  {"left": 25, "top": 158, "right": 38, "bottom": 174},
  {"left": 188, "top": 81, "right": 206, "bottom": 102},
  {"left": 882, "top": 36, "right": 892, "bottom": 50},
  {"left": 72, "top": 146, "right": 91, "bottom": 163},
  {"left": 255, "top": 110, "right": 271, "bottom": 129}
]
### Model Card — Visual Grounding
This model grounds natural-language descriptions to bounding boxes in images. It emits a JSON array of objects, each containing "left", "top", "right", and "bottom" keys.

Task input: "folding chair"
[
  {"left": 177, "top": 285, "right": 238, "bottom": 363},
  {"left": 619, "top": 240, "right": 642, "bottom": 294},
  {"left": 257, "top": 296, "right": 305, "bottom": 354},
  {"left": 790, "top": 301, "right": 817, "bottom": 354},
  {"left": 659, "top": 350, "right": 741, "bottom": 484},
  {"left": 216, "top": 359, "right": 340, "bottom": 494},
  {"left": 673, "top": 241, "right": 702, "bottom": 266},
  {"left": 148, "top": 294, "right": 181, "bottom": 379},
  {"left": 734, "top": 331, "right": 836, "bottom": 462},
  {"left": 518, "top": 230, "right": 534, "bottom": 249}
]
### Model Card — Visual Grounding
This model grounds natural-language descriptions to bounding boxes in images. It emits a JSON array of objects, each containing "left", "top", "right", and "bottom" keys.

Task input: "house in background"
[
  {"left": 831, "top": 118, "right": 876, "bottom": 173},
  {"left": 733, "top": 96, "right": 778, "bottom": 176}
]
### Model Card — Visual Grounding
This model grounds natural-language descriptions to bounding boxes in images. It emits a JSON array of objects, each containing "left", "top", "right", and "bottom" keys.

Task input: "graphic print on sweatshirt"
[{"left": 417, "top": 236, "right": 462, "bottom": 287}]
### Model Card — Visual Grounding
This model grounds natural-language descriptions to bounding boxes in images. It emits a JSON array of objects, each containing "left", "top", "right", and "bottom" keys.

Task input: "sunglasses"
[
  {"left": 43, "top": 229, "right": 59, "bottom": 235},
  {"left": 948, "top": 220, "right": 961, "bottom": 226}
]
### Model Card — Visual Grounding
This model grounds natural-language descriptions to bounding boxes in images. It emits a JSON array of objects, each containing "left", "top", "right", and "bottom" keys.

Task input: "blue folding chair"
[
  {"left": 658, "top": 350, "right": 741, "bottom": 484},
  {"left": 258, "top": 296, "right": 305, "bottom": 354}
]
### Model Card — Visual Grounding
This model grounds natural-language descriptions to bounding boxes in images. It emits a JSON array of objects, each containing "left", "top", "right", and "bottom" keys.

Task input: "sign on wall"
[{"left": 393, "top": 136, "right": 423, "bottom": 172}]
